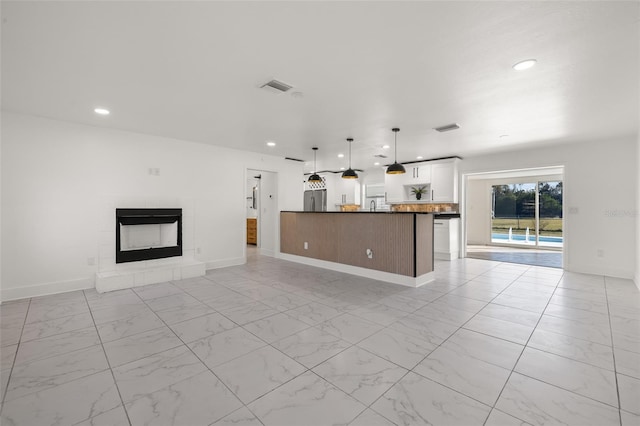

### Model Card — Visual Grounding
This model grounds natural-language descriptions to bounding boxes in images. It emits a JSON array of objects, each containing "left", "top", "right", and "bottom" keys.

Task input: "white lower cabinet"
[{"left": 433, "top": 218, "right": 459, "bottom": 260}]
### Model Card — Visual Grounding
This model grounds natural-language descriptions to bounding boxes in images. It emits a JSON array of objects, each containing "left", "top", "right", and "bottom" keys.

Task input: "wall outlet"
[
  {"left": 597, "top": 249, "right": 604, "bottom": 258},
  {"left": 87, "top": 257, "right": 96, "bottom": 266},
  {"left": 569, "top": 207, "right": 579, "bottom": 214},
  {"left": 304, "top": 242, "right": 308, "bottom": 250},
  {"left": 196, "top": 247, "right": 201, "bottom": 254}
]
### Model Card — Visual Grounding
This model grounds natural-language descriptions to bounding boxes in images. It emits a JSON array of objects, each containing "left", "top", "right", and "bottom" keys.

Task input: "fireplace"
[{"left": 116, "top": 208, "right": 182, "bottom": 264}]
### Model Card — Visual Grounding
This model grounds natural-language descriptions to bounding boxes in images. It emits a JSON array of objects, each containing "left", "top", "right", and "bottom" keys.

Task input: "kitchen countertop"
[
  {"left": 283, "top": 211, "right": 461, "bottom": 218},
  {"left": 432, "top": 213, "right": 461, "bottom": 219}
]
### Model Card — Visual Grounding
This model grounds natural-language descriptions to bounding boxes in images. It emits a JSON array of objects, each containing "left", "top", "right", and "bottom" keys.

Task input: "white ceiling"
[{"left": 2, "top": 1, "right": 638, "bottom": 173}]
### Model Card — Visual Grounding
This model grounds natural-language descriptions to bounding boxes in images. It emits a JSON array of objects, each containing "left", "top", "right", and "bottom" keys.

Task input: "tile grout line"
[
  {"left": 130, "top": 283, "right": 272, "bottom": 426},
  {"left": 193, "top": 273, "right": 419, "bottom": 424},
  {"left": 2, "top": 258, "right": 632, "bottom": 426},
  {"left": 484, "top": 265, "right": 565, "bottom": 425},
  {"left": 416, "top": 263, "right": 536, "bottom": 421},
  {"left": 82, "top": 289, "right": 133, "bottom": 426},
  {"left": 416, "top": 263, "right": 535, "bottom": 419},
  {"left": 0, "top": 297, "right": 32, "bottom": 414},
  {"left": 232, "top": 259, "right": 551, "bottom": 424},
  {"left": 354, "top": 261, "right": 533, "bottom": 424},
  {"left": 603, "top": 276, "right": 624, "bottom": 426}
]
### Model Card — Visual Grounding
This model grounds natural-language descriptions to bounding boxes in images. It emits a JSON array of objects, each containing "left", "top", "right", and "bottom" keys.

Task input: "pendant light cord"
[{"left": 393, "top": 129, "right": 399, "bottom": 163}]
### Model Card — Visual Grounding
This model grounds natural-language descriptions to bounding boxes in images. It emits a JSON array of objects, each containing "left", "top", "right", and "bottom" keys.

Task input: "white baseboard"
[
  {"left": 565, "top": 262, "right": 634, "bottom": 280},
  {"left": 1, "top": 277, "right": 94, "bottom": 302},
  {"left": 277, "top": 253, "right": 435, "bottom": 288},
  {"left": 259, "top": 248, "right": 275, "bottom": 258},
  {"left": 435, "top": 251, "right": 457, "bottom": 261},
  {"left": 206, "top": 256, "right": 246, "bottom": 270}
]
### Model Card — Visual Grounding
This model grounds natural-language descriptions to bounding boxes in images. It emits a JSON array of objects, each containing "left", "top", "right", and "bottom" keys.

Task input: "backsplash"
[{"left": 391, "top": 203, "right": 458, "bottom": 213}]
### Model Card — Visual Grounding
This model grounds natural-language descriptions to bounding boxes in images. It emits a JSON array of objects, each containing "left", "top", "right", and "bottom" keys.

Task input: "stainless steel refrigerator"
[{"left": 303, "top": 189, "right": 327, "bottom": 212}]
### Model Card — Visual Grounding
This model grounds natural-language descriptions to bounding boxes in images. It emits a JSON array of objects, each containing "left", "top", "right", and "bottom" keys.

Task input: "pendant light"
[
  {"left": 341, "top": 138, "right": 358, "bottom": 179},
  {"left": 308, "top": 147, "right": 322, "bottom": 183},
  {"left": 386, "top": 127, "right": 406, "bottom": 174}
]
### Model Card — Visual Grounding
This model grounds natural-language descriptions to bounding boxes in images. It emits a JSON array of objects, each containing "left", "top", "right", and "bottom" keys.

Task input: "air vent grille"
[
  {"left": 434, "top": 123, "right": 460, "bottom": 132},
  {"left": 261, "top": 79, "right": 293, "bottom": 93},
  {"left": 285, "top": 157, "right": 304, "bottom": 162},
  {"left": 374, "top": 154, "right": 388, "bottom": 158}
]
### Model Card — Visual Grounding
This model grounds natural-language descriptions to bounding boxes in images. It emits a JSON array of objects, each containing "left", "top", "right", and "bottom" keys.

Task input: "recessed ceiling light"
[
  {"left": 374, "top": 162, "right": 380, "bottom": 166},
  {"left": 266, "top": 141, "right": 276, "bottom": 147},
  {"left": 382, "top": 145, "right": 390, "bottom": 149},
  {"left": 337, "top": 153, "right": 344, "bottom": 158},
  {"left": 94, "top": 108, "right": 110, "bottom": 115},
  {"left": 340, "top": 167, "right": 346, "bottom": 170},
  {"left": 499, "top": 134, "right": 509, "bottom": 138},
  {"left": 513, "top": 59, "right": 537, "bottom": 71},
  {"left": 416, "top": 156, "right": 423, "bottom": 160}
]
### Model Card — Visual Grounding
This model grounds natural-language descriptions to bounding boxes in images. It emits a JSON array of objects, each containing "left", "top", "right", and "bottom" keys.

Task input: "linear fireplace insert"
[{"left": 116, "top": 208, "right": 182, "bottom": 264}]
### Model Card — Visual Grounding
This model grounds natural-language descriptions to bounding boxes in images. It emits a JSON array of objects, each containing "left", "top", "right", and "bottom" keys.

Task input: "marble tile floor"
[{"left": 1, "top": 254, "right": 638, "bottom": 426}]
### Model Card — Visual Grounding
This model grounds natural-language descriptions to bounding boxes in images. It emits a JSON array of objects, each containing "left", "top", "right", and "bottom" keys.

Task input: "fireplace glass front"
[{"left": 116, "top": 208, "right": 182, "bottom": 263}]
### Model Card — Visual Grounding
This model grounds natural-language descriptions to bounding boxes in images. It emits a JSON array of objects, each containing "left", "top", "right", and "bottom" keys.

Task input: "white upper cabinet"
[
  {"left": 334, "top": 175, "right": 360, "bottom": 205},
  {"left": 430, "top": 162, "right": 458, "bottom": 202},
  {"left": 384, "top": 158, "right": 459, "bottom": 203},
  {"left": 384, "top": 172, "right": 406, "bottom": 202},
  {"left": 406, "top": 164, "right": 431, "bottom": 183}
]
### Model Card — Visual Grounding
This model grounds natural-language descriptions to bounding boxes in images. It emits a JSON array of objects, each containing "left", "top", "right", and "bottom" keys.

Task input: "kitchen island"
[{"left": 279, "top": 211, "right": 435, "bottom": 287}]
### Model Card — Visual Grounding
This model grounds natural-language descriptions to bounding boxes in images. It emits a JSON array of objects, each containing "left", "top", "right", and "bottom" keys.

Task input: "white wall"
[
  {"left": 636, "top": 125, "right": 640, "bottom": 289},
  {"left": 635, "top": 25, "right": 640, "bottom": 290},
  {"left": 466, "top": 179, "right": 490, "bottom": 244},
  {"left": 0, "top": 112, "right": 303, "bottom": 301},
  {"left": 460, "top": 137, "right": 637, "bottom": 279}
]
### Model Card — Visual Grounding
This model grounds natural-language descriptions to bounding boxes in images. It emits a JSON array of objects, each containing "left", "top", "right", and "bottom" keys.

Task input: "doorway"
[
  {"left": 246, "top": 169, "right": 278, "bottom": 258},
  {"left": 464, "top": 167, "right": 564, "bottom": 268}
]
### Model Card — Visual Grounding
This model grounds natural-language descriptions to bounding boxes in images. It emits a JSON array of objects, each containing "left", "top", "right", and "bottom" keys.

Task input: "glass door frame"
[{"left": 490, "top": 180, "right": 563, "bottom": 249}]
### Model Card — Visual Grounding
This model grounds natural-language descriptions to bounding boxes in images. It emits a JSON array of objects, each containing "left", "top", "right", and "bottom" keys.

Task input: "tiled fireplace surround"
[{"left": 95, "top": 200, "right": 205, "bottom": 293}]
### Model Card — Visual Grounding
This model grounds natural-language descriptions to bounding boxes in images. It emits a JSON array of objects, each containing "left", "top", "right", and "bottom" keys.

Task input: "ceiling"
[{"left": 2, "top": 1, "right": 638, "bottom": 174}]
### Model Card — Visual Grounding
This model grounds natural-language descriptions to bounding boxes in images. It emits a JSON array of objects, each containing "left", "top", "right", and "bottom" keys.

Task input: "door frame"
[
  {"left": 460, "top": 166, "right": 566, "bottom": 269},
  {"left": 245, "top": 168, "right": 279, "bottom": 259}
]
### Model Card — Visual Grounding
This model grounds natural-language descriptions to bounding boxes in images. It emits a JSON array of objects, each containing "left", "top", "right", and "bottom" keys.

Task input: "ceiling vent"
[
  {"left": 261, "top": 79, "right": 293, "bottom": 94},
  {"left": 374, "top": 154, "right": 388, "bottom": 158},
  {"left": 434, "top": 123, "right": 461, "bottom": 132}
]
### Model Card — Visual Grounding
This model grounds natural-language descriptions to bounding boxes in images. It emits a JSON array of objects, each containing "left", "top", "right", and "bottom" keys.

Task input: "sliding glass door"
[
  {"left": 537, "top": 181, "right": 563, "bottom": 247},
  {"left": 491, "top": 181, "right": 563, "bottom": 248}
]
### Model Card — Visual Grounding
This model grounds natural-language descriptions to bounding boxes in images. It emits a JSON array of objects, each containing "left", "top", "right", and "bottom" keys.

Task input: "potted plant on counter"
[{"left": 411, "top": 186, "right": 427, "bottom": 200}]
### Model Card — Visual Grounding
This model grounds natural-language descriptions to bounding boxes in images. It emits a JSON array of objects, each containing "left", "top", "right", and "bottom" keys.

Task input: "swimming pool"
[{"left": 492, "top": 233, "right": 563, "bottom": 243}]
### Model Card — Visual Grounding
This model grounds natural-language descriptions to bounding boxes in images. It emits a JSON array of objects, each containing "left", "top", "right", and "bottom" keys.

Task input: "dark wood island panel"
[{"left": 280, "top": 212, "right": 433, "bottom": 279}]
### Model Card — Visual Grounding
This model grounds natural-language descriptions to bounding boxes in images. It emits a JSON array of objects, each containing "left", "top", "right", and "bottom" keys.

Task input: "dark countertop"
[
  {"left": 432, "top": 213, "right": 461, "bottom": 219},
  {"left": 283, "top": 211, "right": 425, "bottom": 214},
  {"left": 282, "top": 211, "right": 461, "bottom": 218}
]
